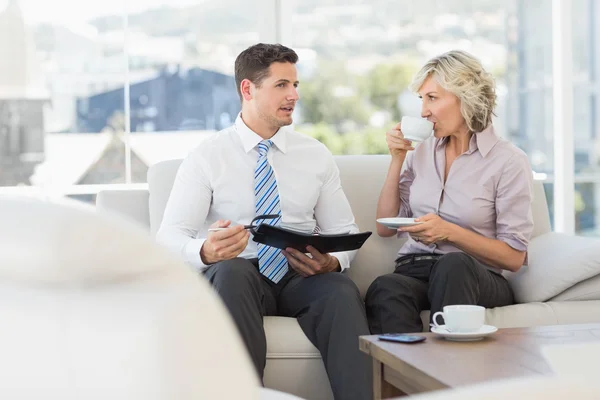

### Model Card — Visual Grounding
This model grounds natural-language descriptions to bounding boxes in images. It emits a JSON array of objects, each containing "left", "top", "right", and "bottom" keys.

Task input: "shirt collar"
[
  {"left": 235, "top": 113, "right": 288, "bottom": 154},
  {"left": 471, "top": 124, "right": 499, "bottom": 157},
  {"left": 435, "top": 124, "right": 498, "bottom": 157}
]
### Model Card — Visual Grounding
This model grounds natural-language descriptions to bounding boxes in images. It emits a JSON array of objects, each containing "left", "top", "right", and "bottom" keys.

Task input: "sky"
[{"left": 1, "top": 0, "right": 205, "bottom": 25}]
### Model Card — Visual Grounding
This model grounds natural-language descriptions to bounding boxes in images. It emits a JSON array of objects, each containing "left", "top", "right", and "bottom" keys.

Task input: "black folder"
[{"left": 251, "top": 223, "right": 372, "bottom": 253}]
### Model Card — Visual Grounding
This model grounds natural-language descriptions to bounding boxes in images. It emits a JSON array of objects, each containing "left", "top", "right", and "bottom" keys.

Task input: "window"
[
  {"left": 0, "top": 0, "right": 591, "bottom": 235},
  {"left": 570, "top": 0, "right": 600, "bottom": 235},
  {"left": 0, "top": 0, "right": 260, "bottom": 196},
  {"left": 0, "top": 0, "right": 126, "bottom": 194},
  {"left": 288, "top": 0, "right": 541, "bottom": 157}
]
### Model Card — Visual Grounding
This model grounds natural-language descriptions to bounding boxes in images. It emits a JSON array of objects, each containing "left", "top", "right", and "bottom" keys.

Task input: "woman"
[{"left": 365, "top": 50, "right": 534, "bottom": 334}]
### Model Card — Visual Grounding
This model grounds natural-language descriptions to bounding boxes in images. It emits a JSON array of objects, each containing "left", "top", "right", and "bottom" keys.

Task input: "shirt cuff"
[
  {"left": 497, "top": 233, "right": 528, "bottom": 252},
  {"left": 183, "top": 238, "right": 209, "bottom": 271},
  {"left": 330, "top": 250, "right": 356, "bottom": 272}
]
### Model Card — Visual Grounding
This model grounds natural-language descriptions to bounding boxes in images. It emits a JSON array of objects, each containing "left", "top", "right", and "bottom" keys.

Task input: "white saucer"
[
  {"left": 430, "top": 324, "right": 498, "bottom": 342},
  {"left": 376, "top": 217, "right": 423, "bottom": 229}
]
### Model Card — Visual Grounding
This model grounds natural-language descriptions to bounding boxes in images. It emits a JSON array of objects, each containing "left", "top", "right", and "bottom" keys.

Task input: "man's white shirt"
[{"left": 156, "top": 115, "right": 359, "bottom": 271}]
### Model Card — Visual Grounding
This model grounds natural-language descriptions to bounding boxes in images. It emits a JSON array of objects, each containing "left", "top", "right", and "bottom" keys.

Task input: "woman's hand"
[
  {"left": 399, "top": 214, "right": 456, "bottom": 245},
  {"left": 386, "top": 122, "right": 415, "bottom": 159}
]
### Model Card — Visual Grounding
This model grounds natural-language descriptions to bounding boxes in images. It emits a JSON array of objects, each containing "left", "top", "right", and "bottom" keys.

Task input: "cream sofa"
[
  {"left": 97, "top": 154, "right": 600, "bottom": 400},
  {"left": 0, "top": 196, "right": 306, "bottom": 399}
]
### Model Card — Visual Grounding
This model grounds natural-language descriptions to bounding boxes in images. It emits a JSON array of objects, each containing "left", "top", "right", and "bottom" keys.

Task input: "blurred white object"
[
  {"left": 407, "top": 377, "right": 600, "bottom": 400},
  {"left": 542, "top": 341, "right": 600, "bottom": 380},
  {"left": 0, "top": 196, "right": 260, "bottom": 399},
  {"left": 260, "top": 388, "right": 305, "bottom": 399},
  {"left": 406, "top": 341, "right": 600, "bottom": 399}
]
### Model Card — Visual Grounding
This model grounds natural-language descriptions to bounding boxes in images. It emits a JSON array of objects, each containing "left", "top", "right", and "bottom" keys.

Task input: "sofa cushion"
[
  {"left": 545, "top": 300, "right": 600, "bottom": 325},
  {"left": 334, "top": 155, "right": 400, "bottom": 297},
  {"left": 551, "top": 273, "right": 600, "bottom": 301},
  {"left": 483, "top": 302, "right": 560, "bottom": 328},
  {"left": 506, "top": 232, "right": 600, "bottom": 303},
  {"left": 264, "top": 317, "right": 320, "bottom": 358},
  {"left": 420, "top": 301, "right": 600, "bottom": 332},
  {"left": 419, "top": 302, "right": 559, "bottom": 331}
]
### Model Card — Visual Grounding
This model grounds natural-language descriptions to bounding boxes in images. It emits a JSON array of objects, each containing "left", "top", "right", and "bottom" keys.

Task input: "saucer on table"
[{"left": 430, "top": 324, "right": 498, "bottom": 342}]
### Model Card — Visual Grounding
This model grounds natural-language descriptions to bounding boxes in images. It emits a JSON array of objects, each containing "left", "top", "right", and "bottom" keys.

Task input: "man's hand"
[
  {"left": 399, "top": 213, "right": 457, "bottom": 245},
  {"left": 200, "top": 220, "right": 250, "bottom": 264},
  {"left": 282, "top": 245, "right": 341, "bottom": 277}
]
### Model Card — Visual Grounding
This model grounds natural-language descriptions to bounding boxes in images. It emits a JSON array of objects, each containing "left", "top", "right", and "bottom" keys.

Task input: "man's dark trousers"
[{"left": 204, "top": 258, "right": 373, "bottom": 400}]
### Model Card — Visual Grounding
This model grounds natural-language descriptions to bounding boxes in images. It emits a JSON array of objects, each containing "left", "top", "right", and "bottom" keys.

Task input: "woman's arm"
[
  {"left": 401, "top": 214, "right": 526, "bottom": 272},
  {"left": 377, "top": 123, "right": 415, "bottom": 237},
  {"left": 447, "top": 225, "right": 526, "bottom": 272},
  {"left": 376, "top": 157, "right": 405, "bottom": 237}
]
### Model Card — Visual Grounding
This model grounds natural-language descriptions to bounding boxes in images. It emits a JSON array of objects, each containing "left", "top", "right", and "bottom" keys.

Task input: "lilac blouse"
[{"left": 396, "top": 125, "right": 534, "bottom": 273}]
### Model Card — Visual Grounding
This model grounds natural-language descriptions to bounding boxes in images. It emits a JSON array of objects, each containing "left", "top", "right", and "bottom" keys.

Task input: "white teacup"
[
  {"left": 401, "top": 116, "right": 433, "bottom": 142},
  {"left": 432, "top": 305, "right": 485, "bottom": 333}
]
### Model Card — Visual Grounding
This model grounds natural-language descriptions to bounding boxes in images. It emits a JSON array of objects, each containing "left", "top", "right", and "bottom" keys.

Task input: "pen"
[
  {"left": 208, "top": 225, "right": 254, "bottom": 232},
  {"left": 207, "top": 214, "right": 280, "bottom": 232}
]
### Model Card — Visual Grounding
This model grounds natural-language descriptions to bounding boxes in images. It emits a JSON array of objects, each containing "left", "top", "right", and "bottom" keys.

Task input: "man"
[{"left": 156, "top": 43, "right": 371, "bottom": 400}]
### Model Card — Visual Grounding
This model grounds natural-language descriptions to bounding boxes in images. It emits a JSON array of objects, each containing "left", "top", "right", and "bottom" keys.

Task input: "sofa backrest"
[
  {"left": 333, "top": 155, "right": 404, "bottom": 294},
  {"left": 148, "top": 159, "right": 182, "bottom": 236},
  {"left": 148, "top": 155, "right": 550, "bottom": 295}
]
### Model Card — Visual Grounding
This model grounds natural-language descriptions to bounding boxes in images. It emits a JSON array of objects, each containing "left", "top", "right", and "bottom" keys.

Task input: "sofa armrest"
[
  {"left": 506, "top": 232, "right": 600, "bottom": 303},
  {"left": 96, "top": 189, "right": 150, "bottom": 230}
]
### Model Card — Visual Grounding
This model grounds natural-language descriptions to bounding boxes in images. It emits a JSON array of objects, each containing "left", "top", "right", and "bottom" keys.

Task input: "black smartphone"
[{"left": 378, "top": 333, "right": 426, "bottom": 344}]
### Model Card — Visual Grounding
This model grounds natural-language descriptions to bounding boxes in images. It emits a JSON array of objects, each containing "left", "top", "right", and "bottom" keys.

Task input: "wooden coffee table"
[{"left": 360, "top": 324, "right": 600, "bottom": 399}]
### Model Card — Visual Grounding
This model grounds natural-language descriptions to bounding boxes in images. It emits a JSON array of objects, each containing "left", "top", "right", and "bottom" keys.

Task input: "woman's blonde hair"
[{"left": 409, "top": 50, "right": 497, "bottom": 133}]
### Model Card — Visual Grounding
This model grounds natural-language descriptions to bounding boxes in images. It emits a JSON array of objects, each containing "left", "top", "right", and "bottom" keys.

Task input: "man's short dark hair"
[{"left": 234, "top": 43, "right": 299, "bottom": 101}]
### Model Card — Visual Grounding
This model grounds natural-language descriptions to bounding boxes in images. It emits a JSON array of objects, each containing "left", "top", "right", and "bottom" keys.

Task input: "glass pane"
[
  {"left": 0, "top": 0, "right": 125, "bottom": 191},
  {"left": 572, "top": 0, "right": 600, "bottom": 236},
  {"left": 290, "top": 0, "right": 556, "bottom": 225},
  {"left": 120, "top": 0, "right": 258, "bottom": 182},
  {"left": 288, "top": 1, "right": 547, "bottom": 146}
]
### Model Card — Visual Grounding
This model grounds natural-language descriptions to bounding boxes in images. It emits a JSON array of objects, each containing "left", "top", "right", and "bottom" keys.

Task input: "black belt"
[
  {"left": 395, "top": 254, "right": 443, "bottom": 267},
  {"left": 394, "top": 254, "right": 443, "bottom": 282}
]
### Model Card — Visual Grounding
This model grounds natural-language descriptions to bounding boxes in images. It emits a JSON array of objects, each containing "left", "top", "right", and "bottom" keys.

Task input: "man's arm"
[{"left": 156, "top": 153, "right": 212, "bottom": 270}]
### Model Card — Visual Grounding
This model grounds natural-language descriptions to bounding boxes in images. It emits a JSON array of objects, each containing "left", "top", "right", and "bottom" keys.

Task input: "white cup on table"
[{"left": 432, "top": 305, "right": 485, "bottom": 333}]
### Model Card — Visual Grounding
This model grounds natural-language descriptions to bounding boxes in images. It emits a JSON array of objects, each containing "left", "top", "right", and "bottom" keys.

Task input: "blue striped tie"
[{"left": 254, "top": 140, "right": 288, "bottom": 283}]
